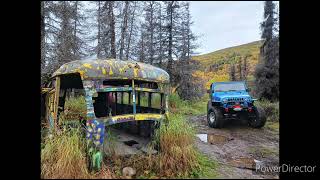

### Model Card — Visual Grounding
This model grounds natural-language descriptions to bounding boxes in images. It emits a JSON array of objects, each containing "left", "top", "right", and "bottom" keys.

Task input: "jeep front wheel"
[
  {"left": 249, "top": 106, "right": 266, "bottom": 128},
  {"left": 207, "top": 107, "right": 224, "bottom": 128}
]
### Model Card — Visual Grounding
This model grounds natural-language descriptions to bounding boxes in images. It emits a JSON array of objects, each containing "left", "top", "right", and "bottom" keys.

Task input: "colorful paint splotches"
[
  {"left": 86, "top": 119, "right": 105, "bottom": 147},
  {"left": 52, "top": 59, "right": 170, "bottom": 84}
]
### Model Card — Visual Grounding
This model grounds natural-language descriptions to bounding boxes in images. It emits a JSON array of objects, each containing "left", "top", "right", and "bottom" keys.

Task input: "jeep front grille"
[
  {"left": 227, "top": 102, "right": 236, "bottom": 105},
  {"left": 227, "top": 102, "right": 245, "bottom": 106},
  {"left": 227, "top": 97, "right": 244, "bottom": 102}
]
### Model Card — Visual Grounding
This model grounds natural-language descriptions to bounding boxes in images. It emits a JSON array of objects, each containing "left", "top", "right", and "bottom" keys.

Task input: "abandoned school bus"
[{"left": 41, "top": 59, "right": 170, "bottom": 170}]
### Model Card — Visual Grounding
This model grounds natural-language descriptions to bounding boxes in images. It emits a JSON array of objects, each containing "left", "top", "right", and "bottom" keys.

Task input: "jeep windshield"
[{"left": 214, "top": 82, "right": 246, "bottom": 92}]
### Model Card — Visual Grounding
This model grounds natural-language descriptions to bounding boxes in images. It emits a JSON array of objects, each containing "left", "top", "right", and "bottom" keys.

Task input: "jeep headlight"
[
  {"left": 244, "top": 97, "right": 251, "bottom": 102},
  {"left": 222, "top": 99, "right": 228, "bottom": 103}
]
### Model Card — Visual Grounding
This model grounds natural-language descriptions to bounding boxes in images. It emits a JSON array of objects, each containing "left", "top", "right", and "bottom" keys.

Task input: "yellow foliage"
[
  {"left": 192, "top": 41, "right": 262, "bottom": 89},
  {"left": 193, "top": 68, "right": 229, "bottom": 89}
]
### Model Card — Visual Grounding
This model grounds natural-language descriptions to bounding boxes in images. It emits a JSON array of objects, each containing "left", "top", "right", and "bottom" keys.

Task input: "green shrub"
[
  {"left": 255, "top": 100, "right": 279, "bottom": 121},
  {"left": 59, "top": 96, "right": 87, "bottom": 123}
]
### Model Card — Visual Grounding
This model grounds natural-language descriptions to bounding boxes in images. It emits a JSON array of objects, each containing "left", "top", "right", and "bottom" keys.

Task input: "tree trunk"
[
  {"left": 243, "top": 56, "right": 248, "bottom": 80},
  {"left": 109, "top": 1, "right": 116, "bottom": 59},
  {"left": 167, "top": 1, "right": 174, "bottom": 75},
  {"left": 171, "top": 82, "right": 181, "bottom": 94},
  {"left": 186, "top": 4, "right": 190, "bottom": 59},
  {"left": 41, "top": 1, "right": 45, "bottom": 66},
  {"left": 125, "top": 2, "right": 137, "bottom": 60},
  {"left": 97, "top": 1, "right": 102, "bottom": 58},
  {"left": 73, "top": 1, "right": 78, "bottom": 58},
  {"left": 149, "top": 2, "right": 155, "bottom": 64},
  {"left": 238, "top": 58, "right": 242, "bottom": 80},
  {"left": 158, "top": 3, "right": 163, "bottom": 65},
  {"left": 119, "top": 1, "right": 129, "bottom": 60},
  {"left": 139, "top": 31, "right": 145, "bottom": 62}
]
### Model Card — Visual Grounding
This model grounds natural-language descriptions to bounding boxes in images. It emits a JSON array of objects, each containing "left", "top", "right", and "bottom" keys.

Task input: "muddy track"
[{"left": 188, "top": 114, "right": 279, "bottom": 179}]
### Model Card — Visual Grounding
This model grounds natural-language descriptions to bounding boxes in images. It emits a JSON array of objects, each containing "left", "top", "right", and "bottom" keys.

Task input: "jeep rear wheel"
[
  {"left": 207, "top": 107, "right": 224, "bottom": 128},
  {"left": 249, "top": 106, "right": 266, "bottom": 128}
]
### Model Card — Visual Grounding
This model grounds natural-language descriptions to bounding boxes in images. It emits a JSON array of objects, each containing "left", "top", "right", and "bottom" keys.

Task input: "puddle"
[
  {"left": 228, "top": 157, "right": 257, "bottom": 170},
  {"left": 196, "top": 133, "right": 233, "bottom": 144},
  {"left": 196, "top": 134, "right": 208, "bottom": 143},
  {"left": 207, "top": 133, "right": 230, "bottom": 144}
]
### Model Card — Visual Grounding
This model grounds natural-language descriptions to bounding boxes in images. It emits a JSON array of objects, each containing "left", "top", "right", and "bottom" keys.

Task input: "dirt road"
[{"left": 188, "top": 114, "right": 279, "bottom": 179}]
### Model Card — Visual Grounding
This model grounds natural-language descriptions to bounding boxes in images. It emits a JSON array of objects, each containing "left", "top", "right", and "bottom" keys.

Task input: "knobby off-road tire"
[
  {"left": 249, "top": 106, "right": 267, "bottom": 128},
  {"left": 207, "top": 106, "right": 224, "bottom": 128}
]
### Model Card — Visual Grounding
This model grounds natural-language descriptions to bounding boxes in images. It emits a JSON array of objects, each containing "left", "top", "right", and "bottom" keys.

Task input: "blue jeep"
[{"left": 207, "top": 81, "right": 266, "bottom": 128}]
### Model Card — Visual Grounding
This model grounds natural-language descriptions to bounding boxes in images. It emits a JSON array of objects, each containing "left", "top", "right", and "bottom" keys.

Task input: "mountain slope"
[{"left": 192, "top": 40, "right": 263, "bottom": 89}]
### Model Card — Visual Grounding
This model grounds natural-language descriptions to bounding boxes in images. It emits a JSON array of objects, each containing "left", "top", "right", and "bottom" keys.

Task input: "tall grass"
[
  {"left": 169, "top": 93, "right": 208, "bottom": 116},
  {"left": 41, "top": 128, "right": 90, "bottom": 179},
  {"left": 158, "top": 114, "right": 198, "bottom": 177},
  {"left": 41, "top": 127, "right": 114, "bottom": 179},
  {"left": 153, "top": 94, "right": 217, "bottom": 178}
]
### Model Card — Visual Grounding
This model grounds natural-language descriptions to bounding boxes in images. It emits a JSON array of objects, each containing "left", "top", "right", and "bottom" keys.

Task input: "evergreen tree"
[
  {"left": 254, "top": 1, "right": 279, "bottom": 101},
  {"left": 261, "top": 1, "right": 275, "bottom": 41}
]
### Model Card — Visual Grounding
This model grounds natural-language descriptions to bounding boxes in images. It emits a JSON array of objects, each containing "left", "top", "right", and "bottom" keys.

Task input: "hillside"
[{"left": 192, "top": 40, "right": 263, "bottom": 89}]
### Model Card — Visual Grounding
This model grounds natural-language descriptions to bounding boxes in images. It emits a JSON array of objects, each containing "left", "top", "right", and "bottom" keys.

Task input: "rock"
[
  {"left": 132, "top": 143, "right": 142, "bottom": 150},
  {"left": 141, "top": 147, "right": 158, "bottom": 154},
  {"left": 122, "top": 167, "right": 136, "bottom": 177}
]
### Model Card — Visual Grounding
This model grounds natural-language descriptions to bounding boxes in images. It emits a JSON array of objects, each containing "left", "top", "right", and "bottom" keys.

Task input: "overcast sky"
[{"left": 190, "top": 1, "right": 265, "bottom": 55}]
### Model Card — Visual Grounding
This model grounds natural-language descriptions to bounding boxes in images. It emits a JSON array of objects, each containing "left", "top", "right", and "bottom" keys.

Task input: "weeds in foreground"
[
  {"left": 41, "top": 127, "right": 115, "bottom": 179},
  {"left": 41, "top": 128, "right": 90, "bottom": 179},
  {"left": 158, "top": 114, "right": 198, "bottom": 178},
  {"left": 41, "top": 94, "right": 217, "bottom": 179}
]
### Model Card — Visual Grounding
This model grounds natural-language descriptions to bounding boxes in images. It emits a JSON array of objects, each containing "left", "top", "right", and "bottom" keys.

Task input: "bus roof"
[{"left": 52, "top": 59, "right": 170, "bottom": 83}]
